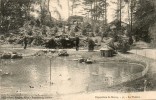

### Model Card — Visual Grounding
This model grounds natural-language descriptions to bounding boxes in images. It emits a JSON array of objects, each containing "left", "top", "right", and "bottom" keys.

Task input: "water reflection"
[{"left": 0, "top": 56, "right": 144, "bottom": 95}]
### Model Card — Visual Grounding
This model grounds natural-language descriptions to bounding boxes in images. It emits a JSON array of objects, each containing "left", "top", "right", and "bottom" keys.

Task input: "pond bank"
[
  {"left": 119, "top": 52, "right": 156, "bottom": 92},
  {"left": 1, "top": 46, "right": 153, "bottom": 92}
]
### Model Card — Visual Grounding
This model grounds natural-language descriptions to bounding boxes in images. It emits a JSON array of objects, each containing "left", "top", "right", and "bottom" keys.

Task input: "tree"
[
  {"left": 132, "top": 0, "right": 156, "bottom": 42},
  {"left": 70, "top": 0, "right": 81, "bottom": 15},
  {"left": 67, "top": 0, "right": 70, "bottom": 18},
  {"left": 0, "top": 0, "right": 56, "bottom": 34},
  {"left": 110, "top": 0, "right": 127, "bottom": 31},
  {"left": 47, "top": 0, "right": 52, "bottom": 21},
  {"left": 0, "top": 0, "right": 31, "bottom": 33},
  {"left": 82, "top": 0, "right": 108, "bottom": 35},
  {"left": 124, "top": 0, "right": 137, "bottom": 33}
]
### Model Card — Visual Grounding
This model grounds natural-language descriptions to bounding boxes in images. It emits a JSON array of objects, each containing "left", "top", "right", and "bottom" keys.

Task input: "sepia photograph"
[{"left": 0, "top": 0, "right": 156, "bottom": 100}]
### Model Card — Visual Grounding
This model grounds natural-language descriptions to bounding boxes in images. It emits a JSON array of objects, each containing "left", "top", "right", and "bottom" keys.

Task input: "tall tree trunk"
[
  {"left": 27, "top": 0, "right": 31, "bottom": 20},
  {"left": 91, "top": 2, "right": 93, "bottom": 33},
  {"left": 103, "top": 0, "right": 107, "bottom": 26},
  {"left": 93, "top": 0, "right": 96, "bottom": 34},
  {"left": 127, "top": 0, "right": 131, "bottom": 25},
  {"left": 102, "top": 3, "right": 104, "bottom": 26},
  {"left": 0, "top": 0, "right": 1, "bottom": 15},
  {"left": 48, "top": 0, "right": 52, "bottom": 21},
  {"left": 93, "top": 0, "right": 95, "bottom": 21},
  {"left": 40, "top": 0, "right": 43, "bottom": 24},
  {"left": 67, "top": 0, "right": 70, "bottom": 18},
  {"left": 119, "top": 0, "right": 122, "bottom": 30},
  {"left": 7, "top": 20, "right": 10, "bottom": 31},
  {"left": 130, "top": 0, "right": 133, "bottom": 32},
  {"left": 95, "top": 0, "right": 97, "bottom": 21},
  {"left": 117, "top": 0, "right": 120, "bottom": 20},
  {"left": 0, "top": 0, "right": 2, "bottom": 24},
  {"left": 71, "top": 6, "right": 73, "bottom": 16},
  {"left": 71, "top": 0, "right": 75, "bottom": 15},
  {"left": 91, "top": 2, "right": 93, "bottom": 21},
  {"left": 105, "top": 0, "right": 107, "bottom": 25}
]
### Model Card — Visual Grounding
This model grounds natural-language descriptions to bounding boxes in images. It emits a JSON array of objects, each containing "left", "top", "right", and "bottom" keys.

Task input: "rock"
[
  {"left": 50, "top": 82, "right": 54, "bottom": 85},
  {"left": 72, "top": 59, "right": 79, "bottom": 61},
  {"left": 12, "top": 52, "right": 17, "bottom": 54},
  {"left": 78, "top": 58, "right": 85, "bottom": 63},
  {"left": 42, "top": 50, "right": 48, "bottom": 53},
  {"left": 29, "top": 86, "right": 34, "bottom": 88},
  {"left": 11, "top": 54, "right": 23, "bottom": 59},
  {"left": 78, "top": 57, "right": 94, "bottom": 64},
  {"left": 1, "top": 52, "right": 22, "bottom": 59},
  {"left": 91, "top": 72, "right": 99, "bottom": 76},
  {"left": 1, "top": 72, "right": 13, "bottom": 77},
  {"left": 58, "top": 50, "right": 69, "bottom": 56},
  {"left": 85, "top": 59, "right": 93, "bottom": 64},
  {"left": 34, "top": 51, "right": 45, "bottom": 56},
  {"left": 50, "top": 50, "right": 56, "bottom": 53},
  {"left": 1, "top": 53, "right": 11, "bottom": 59}
]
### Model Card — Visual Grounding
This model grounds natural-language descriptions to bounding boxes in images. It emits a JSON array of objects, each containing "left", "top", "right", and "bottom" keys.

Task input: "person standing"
[
  {"left": 60, "top": 35, "right": 66, "bottom": 49},
  {"left": 75, "top": 35, "right": 80, "bottom": 51},
  {"left": 88, "top": 37, "right": 95, "bottom": 51},
  {"left": 23, "top": 36, "right": 28, "bottom": 49}
]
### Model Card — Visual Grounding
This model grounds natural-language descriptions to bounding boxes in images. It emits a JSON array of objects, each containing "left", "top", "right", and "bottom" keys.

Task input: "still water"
[{"left": 0, "top": 56, "right": 144, "bottom": 95}]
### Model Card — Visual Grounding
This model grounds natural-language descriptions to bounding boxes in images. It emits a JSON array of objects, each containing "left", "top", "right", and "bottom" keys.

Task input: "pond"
[{"left": 0, "top": 56, "right": 144, "bottom": 95}]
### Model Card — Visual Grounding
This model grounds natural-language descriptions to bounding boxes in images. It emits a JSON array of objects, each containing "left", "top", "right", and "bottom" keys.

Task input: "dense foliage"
[
  {"left": 132, "top": 0, "right": 156, "bottom": 42},
  {"left": 0, "top": 0, "right": 54, "bottom": 34},
  {"left": 0, "top": 0, "right": 156, "bottom": 46}
]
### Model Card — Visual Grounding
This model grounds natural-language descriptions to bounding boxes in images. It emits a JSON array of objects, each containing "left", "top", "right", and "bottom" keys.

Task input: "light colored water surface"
[{"left": 0, "top": 56, "right": 144, "bottom": 95}]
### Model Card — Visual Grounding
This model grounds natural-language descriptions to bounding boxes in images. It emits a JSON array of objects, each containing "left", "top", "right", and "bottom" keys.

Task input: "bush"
[{"left": 117, "top": 37, "right": 131, "bottom": 53}]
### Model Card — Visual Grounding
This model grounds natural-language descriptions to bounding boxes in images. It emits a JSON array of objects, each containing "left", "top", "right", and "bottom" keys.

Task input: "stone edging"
[
  {"left": 114, "top": 53, "right": 149, "bottom": 86},
  {"left": 116, "top": 62, "right": 148, "bottom": 84}
]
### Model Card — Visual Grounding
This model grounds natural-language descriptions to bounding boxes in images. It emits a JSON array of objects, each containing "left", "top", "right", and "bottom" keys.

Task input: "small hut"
[{"left": 100, "top": 46, "right": 113, "bottom": 57}]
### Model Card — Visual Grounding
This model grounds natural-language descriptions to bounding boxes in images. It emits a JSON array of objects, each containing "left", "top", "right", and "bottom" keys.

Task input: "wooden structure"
[{"left": 100, "top": 47, "right": 113, "bottom": 57}]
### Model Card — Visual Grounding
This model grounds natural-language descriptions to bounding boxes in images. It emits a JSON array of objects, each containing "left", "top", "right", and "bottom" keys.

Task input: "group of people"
[
  {"left": 70, "top": 35, "right": 96, "bottom": 51},
  {"left": 22, "top": 34, "right": 96, "bottom": 52}
]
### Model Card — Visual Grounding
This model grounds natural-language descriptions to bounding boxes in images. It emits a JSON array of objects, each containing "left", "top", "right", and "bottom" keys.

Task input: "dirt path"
[{"left": 130, "top": 49, "right": 156, "bottom": 60}]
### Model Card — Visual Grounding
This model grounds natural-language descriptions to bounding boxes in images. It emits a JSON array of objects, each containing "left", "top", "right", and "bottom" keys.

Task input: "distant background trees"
[
  {"left": 0, "top": 0, "right": 156, "bottom": 44},
  {"left": 0, "top": 0, "right": 54, "bottom": 34}
]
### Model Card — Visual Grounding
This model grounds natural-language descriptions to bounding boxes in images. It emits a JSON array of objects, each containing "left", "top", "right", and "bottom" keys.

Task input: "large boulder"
[{"left": 58, "top": 50, "right": 69, "bottom": 56}]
